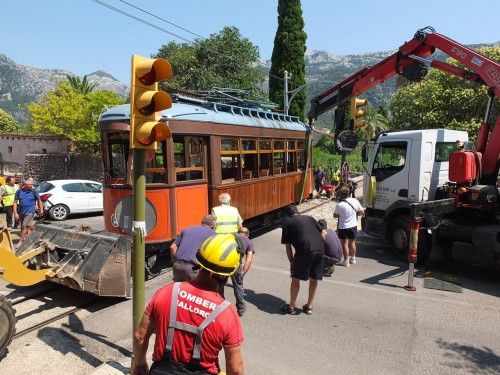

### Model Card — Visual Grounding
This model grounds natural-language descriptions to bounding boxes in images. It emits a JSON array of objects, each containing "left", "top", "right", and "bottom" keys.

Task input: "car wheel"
[{"left": 49, "top": 204, "right": 70, "bottom": 221}]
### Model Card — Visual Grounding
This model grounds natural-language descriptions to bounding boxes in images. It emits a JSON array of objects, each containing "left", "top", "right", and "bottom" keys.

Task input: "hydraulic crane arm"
[{"left": 308, "top": 27, "right": 500, "bottom": 121}]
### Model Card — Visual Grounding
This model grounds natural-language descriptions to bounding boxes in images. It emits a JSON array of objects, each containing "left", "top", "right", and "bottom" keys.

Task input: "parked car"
[{"left": 36, "top": 180, "right": 103, "bottom": 221}]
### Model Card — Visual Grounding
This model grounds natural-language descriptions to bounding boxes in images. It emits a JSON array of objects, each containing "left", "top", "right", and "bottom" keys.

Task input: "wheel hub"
[{"left": 393, "top": 228, "right": 408, "bottom": 252}]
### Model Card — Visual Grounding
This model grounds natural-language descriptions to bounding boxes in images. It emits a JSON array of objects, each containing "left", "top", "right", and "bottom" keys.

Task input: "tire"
[
  {"left": 49, "top": 204, "right": 70, "bottom": 221},
  {"left": 0, "top": 294, "right": 16, "bottom": 358},
  {"left": 391, "top": 215, "right": 410, "bottom": 253},
  {"left": 390, "top": 215, "right": 429, "bottom": 263}
]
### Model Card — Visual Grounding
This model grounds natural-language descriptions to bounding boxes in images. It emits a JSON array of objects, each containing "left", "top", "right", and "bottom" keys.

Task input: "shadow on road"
[
  {"left": 244, "top": 288, "right": 286, "bottom": 315},
  {"left": 62, "top": 313, "right": 131, "bottom": 357},
  {"left": 436, "top": 338, "right": 500, "bottom": 374}
]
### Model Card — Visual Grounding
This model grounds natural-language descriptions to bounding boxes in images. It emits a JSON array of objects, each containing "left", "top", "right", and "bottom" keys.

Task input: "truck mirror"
[{"left": 336, "top": 130, "right": 358, "bottom": 152}]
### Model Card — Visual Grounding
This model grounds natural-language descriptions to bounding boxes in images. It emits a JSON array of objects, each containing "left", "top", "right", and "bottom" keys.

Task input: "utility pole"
[{"left": 284, "top": 70, "right": 307, "bottom": 116}]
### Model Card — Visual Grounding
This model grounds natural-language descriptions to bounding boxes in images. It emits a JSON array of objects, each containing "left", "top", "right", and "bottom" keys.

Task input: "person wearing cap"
[
  {"left": 211, "top": 193, "right": 243, "bottom": 234},
  {"left": 13, "top": 177, "right": 43, "bottom": 243},
  {"left": 0, "top": 176, "right": 19, "bottom": 228},
  {"left": 133, "top": 233, "right": 245, "bottom": 375},
  {"left": 170, "top": 215, "right": 216, "bottom": 282}
]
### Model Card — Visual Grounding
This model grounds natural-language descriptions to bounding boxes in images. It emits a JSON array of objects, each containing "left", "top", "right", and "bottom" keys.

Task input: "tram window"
[
  {"left": 287, "top": 140, "right": 296, "bottom": 150},
  {"left": 242, "top": 139, "right": 256, "bottom": 151},
  {"left": 258, "top": 153, "right": 272, "bottom": 176},
  {"left": 221, "top": 138, "right": 239, "bottom": 152},
  {"left": 274, "top": 140, "right": 285, "bottom": 151},
  {"left": 297, "top": 150, "right": 305, "bottom": 171},
  {"left": 259, "top": 140, "right": 271, "bottom": 151},
  {"left": 242, "top": 154, "right": 258, "bottom": 179},
  {"left": 174, "top": 136, "right": 205, "bottom": 182},
  {"left": 273, "top": 152, "right": 285, "bottom": 175},
  {"left": 221, "top": 155, "right": 241, "bottom": 182},
  {"left": 297, "top": 141, "right": 305, "bottom": 150},
  {"left": 286, "top": 151, "right": 297, "bottom": 172},
  {"left": 146, "top": 141, "right": 167, "bottom": 183},
  {"left": 109, "top": 142, "right": 128, "bottom": 181}
]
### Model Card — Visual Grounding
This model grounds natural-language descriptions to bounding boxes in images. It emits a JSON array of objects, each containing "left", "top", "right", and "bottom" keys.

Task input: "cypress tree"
[{"left": 269, "top": 0, "right": 307, "bottom": 120}]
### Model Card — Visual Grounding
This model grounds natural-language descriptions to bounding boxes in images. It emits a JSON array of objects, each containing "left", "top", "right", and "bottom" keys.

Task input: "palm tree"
[
  {"left": 66, "top": 74, "right": 98, "bottom": 95},
  {"left": 364, "top": 107, "right": 389, "bottom": 141}
]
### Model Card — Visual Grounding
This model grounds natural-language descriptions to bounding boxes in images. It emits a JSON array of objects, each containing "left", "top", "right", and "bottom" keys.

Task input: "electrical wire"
[
  {"left": 116, "top": 0, "right": 205, "bottom": 39},
  {"left": 89, "top": 0, "right": 193, "bottom": 43}
]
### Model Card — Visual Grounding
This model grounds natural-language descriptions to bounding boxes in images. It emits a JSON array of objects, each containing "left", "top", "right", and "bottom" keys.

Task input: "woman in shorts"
[{"left": 333, "top": 188, "right": 364, "bottom": 267}]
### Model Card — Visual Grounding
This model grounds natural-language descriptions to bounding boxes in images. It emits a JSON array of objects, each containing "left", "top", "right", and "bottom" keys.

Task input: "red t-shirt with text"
[{"left": 146, "top": 282, "right": 244, "bottom": 374}]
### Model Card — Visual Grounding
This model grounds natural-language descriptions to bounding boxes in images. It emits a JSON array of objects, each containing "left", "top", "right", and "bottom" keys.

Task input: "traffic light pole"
[{"left": 132, "top": 148, "right": 146, "bottom": 335}]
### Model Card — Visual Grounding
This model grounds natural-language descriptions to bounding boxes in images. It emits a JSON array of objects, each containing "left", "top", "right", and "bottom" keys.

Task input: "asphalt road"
[{"left": 1, "top": 209, "right": 499, "bottom": 375}]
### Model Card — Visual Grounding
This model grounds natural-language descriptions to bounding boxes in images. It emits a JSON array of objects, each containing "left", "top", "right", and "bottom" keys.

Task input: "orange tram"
[{"left": 98, "top": 94, "right": 313, "bottom": 251}]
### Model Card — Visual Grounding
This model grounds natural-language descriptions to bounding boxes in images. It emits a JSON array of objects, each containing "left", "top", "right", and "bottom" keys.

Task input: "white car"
[{"left": 36, "top": 179, "right": 103, "bottom": 221}]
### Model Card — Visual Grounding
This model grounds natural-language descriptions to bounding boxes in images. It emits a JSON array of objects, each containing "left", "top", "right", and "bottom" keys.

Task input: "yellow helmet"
[{"left": 196, "top": 234, "right": 242, "bottom": 276}]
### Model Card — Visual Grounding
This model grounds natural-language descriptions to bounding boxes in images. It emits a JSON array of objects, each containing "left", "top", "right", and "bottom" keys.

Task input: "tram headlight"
[{"left": 130, "top": 54, "right": 173, "bottom": 149}]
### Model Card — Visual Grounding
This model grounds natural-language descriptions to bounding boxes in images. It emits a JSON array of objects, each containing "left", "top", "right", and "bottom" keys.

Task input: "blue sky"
[{"left": 1, "top": 0, "right": 499, "bottom": 82}]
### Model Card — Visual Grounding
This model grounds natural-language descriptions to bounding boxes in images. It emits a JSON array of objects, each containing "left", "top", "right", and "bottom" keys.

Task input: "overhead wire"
[
  {"left": 89, "top": 0, "right": 194, "bottom": 43},
  {"left": 116, "top": 0, "right": 205, "bottom": 39}
]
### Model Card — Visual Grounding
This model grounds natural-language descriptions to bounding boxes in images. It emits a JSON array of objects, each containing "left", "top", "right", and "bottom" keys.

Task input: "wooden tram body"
[{"left": 98, "top": 96, "right": 312, "bottom": 246}]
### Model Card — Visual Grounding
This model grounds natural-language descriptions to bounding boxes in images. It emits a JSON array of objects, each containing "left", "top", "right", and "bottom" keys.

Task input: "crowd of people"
[
  {"left": 0, "top": 176, "right": 43, "bottom": 243},
  {"left": 133, "top": 184, "right": 364, "bottom": 375}
]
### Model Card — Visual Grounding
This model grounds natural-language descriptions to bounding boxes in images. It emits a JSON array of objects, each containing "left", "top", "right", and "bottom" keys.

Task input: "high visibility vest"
[
  {"left": 2, "top": 184, "right": 17, "bottom": 207},
  {"left": 212, "top": 205, "right": 240, "bottom": 234}
]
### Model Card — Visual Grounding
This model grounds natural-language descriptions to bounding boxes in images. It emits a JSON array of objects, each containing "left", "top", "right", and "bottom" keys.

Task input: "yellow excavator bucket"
[{"left": 0, "top": 222, "right": 132, "bottom": 297}]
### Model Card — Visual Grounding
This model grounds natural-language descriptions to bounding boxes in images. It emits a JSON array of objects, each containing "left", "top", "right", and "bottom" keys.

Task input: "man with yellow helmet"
[{"left": 133, "top": 234, "right": 245, "bottom": 375}]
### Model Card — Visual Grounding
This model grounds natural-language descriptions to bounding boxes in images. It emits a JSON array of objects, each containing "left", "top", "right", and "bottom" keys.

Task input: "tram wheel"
[{"left": 0, "top": 294, "right": 16, "bottom": 358}]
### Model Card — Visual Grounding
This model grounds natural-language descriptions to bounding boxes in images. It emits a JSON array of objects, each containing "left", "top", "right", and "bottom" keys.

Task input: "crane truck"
[{"left": 308, "top": 27, "right": 499, "bottom": 267}]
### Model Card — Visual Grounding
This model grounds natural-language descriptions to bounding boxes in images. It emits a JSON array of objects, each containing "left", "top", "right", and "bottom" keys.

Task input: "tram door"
[{"left": 171, "top": 135, "right": 209, "bottom": 235}]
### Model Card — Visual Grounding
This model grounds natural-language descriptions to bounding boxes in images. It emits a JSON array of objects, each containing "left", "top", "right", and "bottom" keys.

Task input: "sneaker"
[
  {"left": 350, "top": 257, "right": 356, "bottom": 264},
  {"left": 237, "top": 306, "right": 246, "bottom": 317},
  {"left": 340, "top": 259, "right": 350, "bottom": 267}
]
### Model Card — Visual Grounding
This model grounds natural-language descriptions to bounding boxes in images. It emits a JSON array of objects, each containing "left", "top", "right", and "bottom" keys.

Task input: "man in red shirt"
[{"left": 133, "top": 234, "right": 245, "bottom": 375}]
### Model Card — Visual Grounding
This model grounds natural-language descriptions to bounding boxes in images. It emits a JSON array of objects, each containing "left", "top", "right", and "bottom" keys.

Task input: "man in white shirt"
[{"left": 333, "top": 188, "right": 364, "bottom": 267}]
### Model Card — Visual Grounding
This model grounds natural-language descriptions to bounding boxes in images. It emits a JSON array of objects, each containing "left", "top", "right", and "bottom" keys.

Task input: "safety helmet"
[{"left": 196, "top": 234, "right": 242, "bottom": 277}]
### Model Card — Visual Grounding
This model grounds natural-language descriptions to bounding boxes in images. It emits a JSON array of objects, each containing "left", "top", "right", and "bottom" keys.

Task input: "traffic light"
[
  {"left": 130, "top": 54, "right": 173, "bottom": 149},
  {"left": 349, "top": 97, "right": 368, "bottom": 128}
]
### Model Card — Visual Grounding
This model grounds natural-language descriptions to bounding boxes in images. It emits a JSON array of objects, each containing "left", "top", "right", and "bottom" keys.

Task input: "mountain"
[
  {"left": 1, "top": 40, "right": 497, "bottom": 124},
  {"left": 0, "top": 54, "right": 128, "bottom": 122}
]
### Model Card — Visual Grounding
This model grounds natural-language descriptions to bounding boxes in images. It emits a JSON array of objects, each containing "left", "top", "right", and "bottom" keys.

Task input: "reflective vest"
[
  {"left": 212, "top": 205, "right": 240, "bottom": 234},
  {"left": 162, "top": 282, "right": 230, "bottom": 374},
  {"left": 2, "top": 184, "right": 18, "bottom": 207}
]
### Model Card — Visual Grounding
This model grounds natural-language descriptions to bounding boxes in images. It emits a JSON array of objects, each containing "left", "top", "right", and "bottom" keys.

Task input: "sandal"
[
  {"left": 280, "top": 303, "right": 297, "bottom": 315},
  {"left": 302, "top": 304, "right": 313, "bottom": 315}
]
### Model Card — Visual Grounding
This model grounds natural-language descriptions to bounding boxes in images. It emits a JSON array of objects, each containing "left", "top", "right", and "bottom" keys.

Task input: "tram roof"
[{"left": 99, "top": 101, "right": 309, "bottom": 132}]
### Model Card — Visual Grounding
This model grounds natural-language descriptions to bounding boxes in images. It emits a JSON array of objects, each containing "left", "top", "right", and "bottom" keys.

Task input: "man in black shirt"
[{"left": 280, "top": 205, "right": 326, "bottom": 315}]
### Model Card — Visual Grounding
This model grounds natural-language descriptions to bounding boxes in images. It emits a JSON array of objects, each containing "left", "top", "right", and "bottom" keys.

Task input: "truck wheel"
[
  {"left": 391, "top": 215, "right": 410, "bottom": 253},
  {"left": 49, "top": 204, "right": 70, "bottom": 221},
  {"left": 391, "top": 215, "right": 429, "bottom": 263},
  {"left": 0, "top": 294, "right": 16, "bottom": 358}
]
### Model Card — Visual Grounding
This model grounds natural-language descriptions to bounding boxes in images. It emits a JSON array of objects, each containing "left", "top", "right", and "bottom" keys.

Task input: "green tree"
[
  {"left": 27, "top": 81, "right": 124, "bottom": 152},
  {"left": 389, "top": 46, "right": 500, "bottom": 143},
  {"left": 360, "top": 107, "right": 389, "bottom": 141},
  {"left": 155, "top": 26, "right": 265, "bottom": 94},
  {"left": 66, "top": 74, "right": 98, "bottom": 95},
  {"left": 0, "top": 108, "right": 19, "bottom": 133},
  {"left": 269, "top": 0, "right": 307, "bottom": 120}
]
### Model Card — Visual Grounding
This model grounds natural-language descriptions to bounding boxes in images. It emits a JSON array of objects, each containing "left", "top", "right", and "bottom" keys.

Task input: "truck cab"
[{"left": 362, "top": 129, "right": 468, "bottom": 251}]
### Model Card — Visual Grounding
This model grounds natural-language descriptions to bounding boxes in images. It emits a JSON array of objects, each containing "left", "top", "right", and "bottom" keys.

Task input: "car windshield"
[{"left": 37, "top": 182, "right": 55, "bottom": 193}]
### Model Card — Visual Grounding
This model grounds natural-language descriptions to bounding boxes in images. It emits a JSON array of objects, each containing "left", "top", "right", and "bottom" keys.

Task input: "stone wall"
[{"left": 24, "top": 153, "right": 103, "bottom": 183}]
